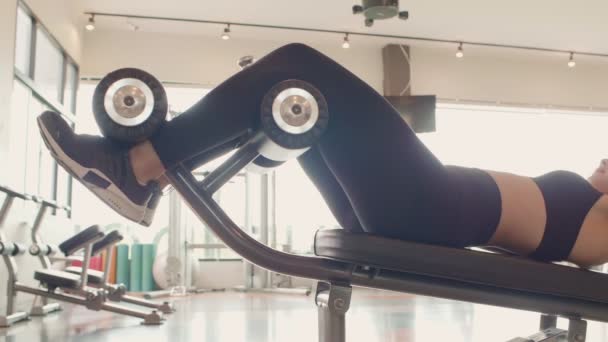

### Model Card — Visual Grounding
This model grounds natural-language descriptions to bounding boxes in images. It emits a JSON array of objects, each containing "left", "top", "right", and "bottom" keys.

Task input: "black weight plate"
[
  {"left": 260, "top": 79, "right": 329, "bottom": 150},
  {"left": 93, "top": 68, "right": 168, "bottom": 144}
]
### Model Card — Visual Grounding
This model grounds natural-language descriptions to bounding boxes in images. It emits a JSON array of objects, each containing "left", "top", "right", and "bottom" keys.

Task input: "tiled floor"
[{"left": 1, "top": 289, "right": 607, "bottom": 341}]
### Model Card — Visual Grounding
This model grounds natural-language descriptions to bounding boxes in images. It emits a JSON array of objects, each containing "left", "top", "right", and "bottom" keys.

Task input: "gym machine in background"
[
  {"left": 31, "top": 225, "right": 164, "bottom": 325},
  {"left": 0, "top": 185, "right": 32, "bottom": 327},
  {"left": 28, "top": 195, "right": 70, "bottom": 316},
  {"left": 0, "top": 185, "right": 70, "bottom": 326},
  {"left": 0, "top": 185, "right": 165, "bottom": 327},
  {"left": 64, "top": 231, "right": 174, "bottom": 314}
]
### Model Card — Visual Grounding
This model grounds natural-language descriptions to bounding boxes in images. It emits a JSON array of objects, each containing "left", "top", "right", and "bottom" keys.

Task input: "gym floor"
[{"left": 2, "top": 288, "right": 608, "bottom": 342}]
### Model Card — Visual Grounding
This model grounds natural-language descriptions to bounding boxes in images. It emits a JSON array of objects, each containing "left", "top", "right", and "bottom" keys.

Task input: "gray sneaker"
[
  {"left": 140, "top": 188, "right": 162, "bottom": 226},
  {"left": 37, "top": 111, "right": 156, "bottom": 225}
]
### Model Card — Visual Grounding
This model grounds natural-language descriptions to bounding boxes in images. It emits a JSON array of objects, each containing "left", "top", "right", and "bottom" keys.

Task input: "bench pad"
[
  {"left": 313, "top": 229, "right": 608, "bottom": 305},
  {"left": 34, "top": 269, "right": 81, "bottom": 289},
  {"left": 65, "top": 266, "right": 105, "bottom": 285}
]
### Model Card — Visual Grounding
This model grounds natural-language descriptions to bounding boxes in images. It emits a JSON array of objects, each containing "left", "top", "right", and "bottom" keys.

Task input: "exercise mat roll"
[
  {"left": 109, "top": 246, "right": 117, "bottom": 284},
  {"left": 130, "top": 244, "right": 143, "bottom": 292},
  {"left": 141, "top": 244, "right": 157, "bottom": 292},
  {"left": 116, "top": 244, "right": 130, "bottom": 287}
]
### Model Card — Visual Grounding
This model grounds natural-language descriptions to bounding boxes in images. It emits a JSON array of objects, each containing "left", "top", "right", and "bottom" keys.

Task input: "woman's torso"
[{"left": 476, "top": 169, "right": 605, "bottom": 263}]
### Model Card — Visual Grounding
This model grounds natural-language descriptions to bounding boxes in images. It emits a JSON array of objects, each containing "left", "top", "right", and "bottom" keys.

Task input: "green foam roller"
[
  {"left": 130, "top": 244, "right": 143, "bottom": 292},
  {"left": 115, "top": 244, "right": 130, "bottom": 288},
  {"left": 141, "top": 244, "right": 157, "bottom": 292}
]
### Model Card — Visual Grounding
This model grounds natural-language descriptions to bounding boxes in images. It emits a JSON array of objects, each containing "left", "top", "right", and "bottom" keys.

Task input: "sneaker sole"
[{"left": 38, "top": 116, "right": 147, "bottom": 224}]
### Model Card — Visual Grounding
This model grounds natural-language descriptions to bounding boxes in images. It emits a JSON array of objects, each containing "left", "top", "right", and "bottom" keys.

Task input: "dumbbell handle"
[
  {"left": 0, "top": 242, "right": 27, "bottom": 256},
  {"left": 29, "top": 243, "right": 58, "bottom": 256}
]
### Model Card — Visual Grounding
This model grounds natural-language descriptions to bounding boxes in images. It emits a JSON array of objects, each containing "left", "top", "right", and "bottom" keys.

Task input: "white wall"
[
  {"left": 81, "top": 30, "right": 384, "bottom": 91},
  {"left": 411, "top": 44, "right": 608, "bottom": 110},
  {"left": 0, "top": 0, "right": 18, "bottom": 182},
  {"left": 23, "top": 0, "right": 83, "bottom": 62},
  {"left": 0, "top": 0, "right": 84, "bottom": 312},
  {"left": 82, "top": 30, "right": 608, "bottom": 110}
]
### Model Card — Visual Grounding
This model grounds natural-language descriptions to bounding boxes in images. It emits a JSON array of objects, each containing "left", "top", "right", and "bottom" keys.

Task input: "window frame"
[{"left": 13, "top": 1, "right": 80, "bottom": 214}]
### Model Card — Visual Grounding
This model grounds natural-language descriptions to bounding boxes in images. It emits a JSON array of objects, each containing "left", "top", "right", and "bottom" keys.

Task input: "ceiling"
[{"left": 80, "top": 0, "right": 608, "bottom": 54}]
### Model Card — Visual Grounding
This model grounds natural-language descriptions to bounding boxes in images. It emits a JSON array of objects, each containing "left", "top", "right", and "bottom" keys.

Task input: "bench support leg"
[
  {"left": 540, "top": 314, "right": 558, "bottom": 330},
  {"left": 567, "top": 318, "right": 587, "bottom": 342},
  {"left": 315, "top": 282, "right": 351, "bottom": 342},
  {"left": 507, "top": 315, "right": 587, "bottom": 342}
]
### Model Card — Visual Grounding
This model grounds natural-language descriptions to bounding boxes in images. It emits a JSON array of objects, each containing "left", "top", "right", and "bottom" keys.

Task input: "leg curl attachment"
[
  {"left": 92, "top": 68, "right": 168, "bottom": 144},
  {"left": 248, "top": 79, "right": 329, "bottom": 173}
]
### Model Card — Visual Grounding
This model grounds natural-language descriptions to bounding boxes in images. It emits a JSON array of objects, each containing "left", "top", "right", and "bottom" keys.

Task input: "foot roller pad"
[
  {"left": 65, "top": 266, "right": 105, "bottom": 285},
  {"left": 34, "top": 269, "right": 81, "bottom": 289}
]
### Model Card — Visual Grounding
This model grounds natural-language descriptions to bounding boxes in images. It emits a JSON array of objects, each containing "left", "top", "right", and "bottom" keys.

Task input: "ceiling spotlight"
[
  {"left": 455, "top": 42, "right": 464, "bottom": 58},
  {"left": 221, "top": 24, "right": 231, "bottom": 40},
  {"left": 127, "top": 20, "right": 139, "bottom": 32},
  {"left": 85, "top": 14, "right": 96, "bottom": 31},
  {"left": 342, "top": 33, "right": 350, "bottom": 49},
  {"left": 568, "top": 52, "right": 576, "bottom": 68}
]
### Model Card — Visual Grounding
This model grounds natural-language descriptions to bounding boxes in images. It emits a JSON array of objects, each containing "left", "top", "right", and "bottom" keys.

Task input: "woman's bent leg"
[
  {"left": 151, "top": 43, "right": 459, "bottom": 246},
  {"left": 298, "top": 147, "right": 364, "bottom": 233}
]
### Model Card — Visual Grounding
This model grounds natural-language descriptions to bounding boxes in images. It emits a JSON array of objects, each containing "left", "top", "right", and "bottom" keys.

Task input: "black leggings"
[{"left": 150, "top": 43, "right": 478, "bottom": 247}]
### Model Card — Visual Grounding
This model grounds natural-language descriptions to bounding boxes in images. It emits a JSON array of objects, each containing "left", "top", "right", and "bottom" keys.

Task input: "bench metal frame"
[
  {"left": 165, "top": 133, "right": 604, "bottom": 342},
  {"left": 35, "top": 228, "right": 164, "bottom": 325},
  {"left": 67, "top": 240, "right": 174, "bottom": 314},
  {"left": 0, "top": 187, "right": 30, "bottom": 327},
  {"left": 28, "top": 197, "right": 69, "bottom": 316},
  {"left": 0, "top": 186, "right": 164, "bottom": 327}
]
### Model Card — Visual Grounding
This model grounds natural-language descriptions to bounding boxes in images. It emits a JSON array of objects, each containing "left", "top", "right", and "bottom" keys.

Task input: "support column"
[
  {"left": 567, "top": 318, "right": 587, "bottom": 342},
  {"left": 0, "top": 0, "right": 18, "bottom": 181},
  {"left": 382, "top": 44, "right": 436, "bottom": 133},
  {"left": 315, "top": 282, "right": 352, "bottom": 342}
]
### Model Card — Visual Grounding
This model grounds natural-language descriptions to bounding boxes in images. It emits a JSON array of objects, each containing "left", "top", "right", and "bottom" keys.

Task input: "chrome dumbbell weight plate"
[
  {"left": 93, "top": 68, "right": 168, "bottom": 144},
  {"left": 250, "top": 79, "right": 329, "bottom": 172}
]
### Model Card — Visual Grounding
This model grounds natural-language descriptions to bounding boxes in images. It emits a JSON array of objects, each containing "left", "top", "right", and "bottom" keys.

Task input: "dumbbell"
[
  {"left": 93, "top": 68, "right": 168, "bottom": 144},
  {"left": 29, "top": 243, "right": 59, "bottom": 257},
  {"left": 248, "top": 79, "right": 329, "bottom": 173},
  {"left": 0, "top": 242, "right": 27, "bottom": 256}
]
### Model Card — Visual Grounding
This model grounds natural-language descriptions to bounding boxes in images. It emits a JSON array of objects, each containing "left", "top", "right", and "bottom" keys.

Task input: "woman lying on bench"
[{"left": 37, "top": 43, "right": 608, "bottom": 268}]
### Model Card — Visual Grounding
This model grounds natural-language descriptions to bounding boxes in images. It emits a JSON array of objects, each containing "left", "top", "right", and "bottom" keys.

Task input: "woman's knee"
[{"left": 271, "top": 43, "right": 323, "bottom": 61}]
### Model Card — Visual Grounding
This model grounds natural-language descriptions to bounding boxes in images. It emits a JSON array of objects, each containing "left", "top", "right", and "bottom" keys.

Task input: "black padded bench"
[
  {"left": 35, "top": 225, "right": 104, "bottom": 292},
  {"left": 65, "top": 267, "right": 104, "bottom": 285},
  {"left": 63, "top": 230, "right": 123, "bottom": 286},
  {"left": 313, "top": 229, "right": 608, "bottom": 305},
  {"left": 59, "top": 225, "right": 103, "bottom": 256},
  {"left": 34, "top": 269, "right": 81, "bottom": 289}
]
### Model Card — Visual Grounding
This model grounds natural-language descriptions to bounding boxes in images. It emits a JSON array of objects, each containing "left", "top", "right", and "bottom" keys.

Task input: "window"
[
  {"left": 33, "top": 27, "right": 65, "bottom": 102},
  {"left": 14, "top": 6, "right": 32, "bottom": 75},
  {"left": 63, "top": 62, "right": 78, "bottom": 112},
  {"left": 418, "top": 104, "right": 608, "bottom": 177},
  {"left": 275, "top": 161, "right": 338, "bottom": 253},
  {"left": 10, "top": 2, "right": 78, "bottom": 213}
]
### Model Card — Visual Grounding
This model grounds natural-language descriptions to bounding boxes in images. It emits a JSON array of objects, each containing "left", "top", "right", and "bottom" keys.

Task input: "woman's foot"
[
  {"left": 37, "top": 111, "right": 157, "bottom": 225},
  {"left": 140, "top": 189, "right": 162, "bottom": 226}
]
